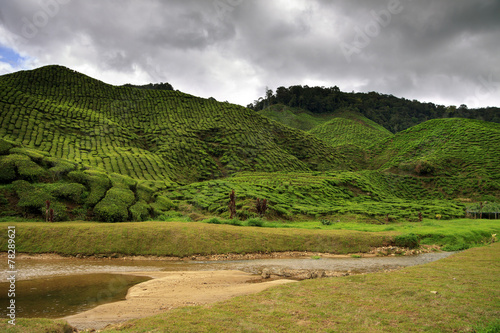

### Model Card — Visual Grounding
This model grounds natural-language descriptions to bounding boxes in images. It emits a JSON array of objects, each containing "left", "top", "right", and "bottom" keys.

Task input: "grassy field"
[
  {"left": 2, "top": 241, "right": 498, "bottom": 332},
  {"left": 0, "top": 221, "right": 394, "bottom": 257},
  {"left": 1, "top": 219, "right": 498, "bottom": 257}
]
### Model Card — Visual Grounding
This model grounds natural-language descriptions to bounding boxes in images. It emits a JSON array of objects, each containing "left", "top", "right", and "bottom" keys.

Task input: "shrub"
[
  {"left": 129, "top": 200, "right": 151, "bottom": 221},
  {"left": 393, "top": 233, "right": 420, "bottom": 249},
  {"left": 15, "top": 181, "right": 53, "bottom": 212},
  {"left": 150, "top": 196, "right": 177, "bottom": 216},
  {"left": 13, "top": 181, "right": 69, "bottom": 220},
  {"left": 442, "top": 243, "right": 470, "bottom": 251},
  {"left": 0, "top": 139, "right": 15, "bottom": 155},
  {"left": 69, "top": 171, "right": 111, "bottom": 206},
  {"left": 207, "top": 217, "right": 222, "bottom": 224},
  {"left": 228, "top": 218, "right": 242, "bottom": 226},
  {"left": 94, "top": 187, "right": 135, "bottom": 222},
  {"left": 0, "top": 156, "right": 17, "bottom": 183},
  {"left": 247, "top": 218, "right": 264, "bottom": 227},
  {"left": 321, "top": 219, "right": 332, "bottom": 225},
  {"left": 44, "top": 157, "right": 76, "bottom": 180},
  {"left": 136, "top": 182, "right": 155, "bottom": 202},
  {"left": 155, "top": 211, "right": 186, "bottom": 221},
  {"left": 51, "top": 183, "right": 86, "bottom": 203},
  {"left": 271, "top": 204, "right": 291, "bottom": 218},
  {"left": 15, "top": 155, "right": 48, "bottom": 182},
  {"left": 0, "top": 154, "right": 48, "bottom": 182},
  {"left": 109, "top": 173, "right": 137, "bottom": 189}
]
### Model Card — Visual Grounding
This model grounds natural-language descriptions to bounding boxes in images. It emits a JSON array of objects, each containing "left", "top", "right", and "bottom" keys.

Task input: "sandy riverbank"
[{"left": 62, "top": 270, "right": 297, "bottom": 331}]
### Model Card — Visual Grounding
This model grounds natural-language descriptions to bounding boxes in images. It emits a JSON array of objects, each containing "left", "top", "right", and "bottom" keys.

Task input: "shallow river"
[{"left": 0, "top": 252, "right": 454, "bottom": 318}]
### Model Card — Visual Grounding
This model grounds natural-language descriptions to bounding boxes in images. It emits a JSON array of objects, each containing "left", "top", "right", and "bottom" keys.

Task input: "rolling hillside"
[
  {"left": 258, "top": 104, "right": 394, "bottom": 149},
  {"left": 307, "top": 112, "right": 393, "bottom": 148},
  {"left": 371, "top": 118, "right": 500, "bottom": 178},
  {"left": 0, "top": 65, "right": 359, "bottom": 185},
  {"left": 0, "top": 66, "right": 499, "bottom": 222}
]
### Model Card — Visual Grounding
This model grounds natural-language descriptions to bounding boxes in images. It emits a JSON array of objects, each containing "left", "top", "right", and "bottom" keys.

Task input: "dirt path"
[{"left": 62, "top": 270, "right": 297, "bottom": 331}]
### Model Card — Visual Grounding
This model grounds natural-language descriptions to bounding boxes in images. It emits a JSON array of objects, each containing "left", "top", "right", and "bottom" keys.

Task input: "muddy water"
[
  {"left": 0, "top": 252, "right": 454, "bottom": 318},
  {"left": 0, "top": 274, "right": 150, "bottom": 318}
]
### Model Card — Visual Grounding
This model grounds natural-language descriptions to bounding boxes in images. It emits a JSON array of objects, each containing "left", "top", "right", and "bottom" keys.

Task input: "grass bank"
[
  {"left": 244, "top": 218, "right": 499, "bottom": 251},
  {"left": 0, "top": 221, "right": 393, "bottom": 257},
  {"left": 1, "top": 219, "right": 498, "bottom": 257}
]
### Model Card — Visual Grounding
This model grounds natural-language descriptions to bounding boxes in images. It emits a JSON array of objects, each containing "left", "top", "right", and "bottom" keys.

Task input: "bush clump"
[
  {"left": 207, "top": 217, "right": 222, "bottom": 224},
  {"left": 94, "top": 187, "right": 135, "bottom": 222},
  {"left": 246, "top": 218, "right": 264, "bottom": 227},
  {"left": 150, "top": 196, "right": 177, "bottom": 216},
  {"left": 393, "top": 233, "right": 420, "bottom": 249},
  {"left": 129, "top": 200, "right": 151, "bottom": 221},
  {"left": 0, "top": 139, "right": 15, "bottom": 155},
  {"left": 51, "top": 183, "right": 87, "bottom": 203},
  {"left": 69, "top": 170, "right": 111, "bottom": 206},
  {"left": 13, "top": 180, "right": 68, "bottom": 221},
  {"left": 0, "top": 155, "right": 17, "bottom": 183}
]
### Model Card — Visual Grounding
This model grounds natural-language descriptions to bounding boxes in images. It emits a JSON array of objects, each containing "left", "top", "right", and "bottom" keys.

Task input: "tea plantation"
[{"left": 0, "top": 65, "right": 499, "bottom": 222}]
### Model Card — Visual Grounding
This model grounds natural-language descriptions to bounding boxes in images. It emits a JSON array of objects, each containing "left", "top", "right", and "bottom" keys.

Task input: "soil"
[
  {"left": 62, "top": 270, "right": 297, "bottom": 331},
  {"left": 0, "top": 244, "right": 441, "bottom": 262}
]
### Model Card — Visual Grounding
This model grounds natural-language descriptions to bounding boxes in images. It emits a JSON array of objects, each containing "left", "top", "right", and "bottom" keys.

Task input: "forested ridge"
[{"left": 248, "top": 85, "right": 500, "bottom": 133}]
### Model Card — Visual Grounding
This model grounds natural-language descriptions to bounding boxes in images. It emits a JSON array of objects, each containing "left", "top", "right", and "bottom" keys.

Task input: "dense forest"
[
  {"left": 122, "top": 82, "right": 174, "bottom": 91},
  {"left": 247, "top": 85, "right": 500, "bottom": 133}
]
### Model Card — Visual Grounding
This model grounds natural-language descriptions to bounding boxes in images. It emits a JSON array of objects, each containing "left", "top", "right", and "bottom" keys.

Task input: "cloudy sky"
[{"left": 0, "top": 0, "right": 499, "bottom": 108}]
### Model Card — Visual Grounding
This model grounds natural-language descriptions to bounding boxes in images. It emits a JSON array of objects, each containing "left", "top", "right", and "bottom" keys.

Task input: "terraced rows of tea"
[
  {"left": 165, "top": 171, "right": 468, "bottom": 220},
  {"left": 0, "top": 65, "right": 499, "bottom": 222},
  {"left": 308, "top": 114, "right": 393, "bottom": 148},
  {"left": 371, "top": 118, "right": 500, "bottom": 180},
  {"left": 0, "top": 65, "right": 356, "bottom": 184}
]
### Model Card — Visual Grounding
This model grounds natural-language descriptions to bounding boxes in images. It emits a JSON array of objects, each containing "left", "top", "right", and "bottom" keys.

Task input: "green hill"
[
  {"left": 372, "top": 118, "right": 500, "bottom": 178},
  {"left": 0, "top": 66, "right": 499, "bottom": 222},
  {"left": 257, "top": 104, "right": 335, "bottom": 131},
  {"left": 307, "top": 111, "right": 393, "bottom": 148},
  {"left": 0, "top": 65, "right": 359, "bottom": 185}
]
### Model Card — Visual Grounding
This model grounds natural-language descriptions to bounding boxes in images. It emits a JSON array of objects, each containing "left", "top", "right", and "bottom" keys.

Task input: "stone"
[{"left": 261, "top": 268, "right": 271, "bottom": 279}]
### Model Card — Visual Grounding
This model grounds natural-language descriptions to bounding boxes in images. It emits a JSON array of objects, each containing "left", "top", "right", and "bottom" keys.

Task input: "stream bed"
[{"left": 0, "top": 252, "right": 454, "bottom": 318}]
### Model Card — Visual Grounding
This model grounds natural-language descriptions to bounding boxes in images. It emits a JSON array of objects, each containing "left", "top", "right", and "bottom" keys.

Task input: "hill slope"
[
  {"left": 0, "top": 66, "right": 360, "bottom": 184},
  {"left": 0, "top": 66, "right": 499, "bottom": 222},
  {"left": 308, "top": 111, "right": 393, "bottom": 148},
  {"left": 371, "top": 118, "right": 500, "bottom": 179}
]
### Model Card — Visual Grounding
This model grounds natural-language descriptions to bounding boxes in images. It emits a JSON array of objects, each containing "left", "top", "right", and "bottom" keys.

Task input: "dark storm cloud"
[{"left": 0, "top": 0, "right": 498, "bottom": 107}]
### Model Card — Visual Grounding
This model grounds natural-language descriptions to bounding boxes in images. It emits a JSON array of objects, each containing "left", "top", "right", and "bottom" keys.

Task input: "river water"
[{"left": 0, "top": 252, "right": 454, "bottom": 319}]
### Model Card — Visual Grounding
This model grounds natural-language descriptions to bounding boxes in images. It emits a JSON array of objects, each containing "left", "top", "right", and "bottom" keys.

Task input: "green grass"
[
  {"left": 0, "top": 319, "right": 73, "bottom": 333},
  {"left": 1, "top": 219, "right": 498, "bottom": 257},
  {"left": 0, "top": 221, "right": 393, "bottom": 256}
]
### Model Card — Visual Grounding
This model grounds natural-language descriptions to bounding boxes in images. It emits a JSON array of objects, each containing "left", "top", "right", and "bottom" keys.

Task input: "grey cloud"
[{"left": 0, "top": 0, "right": 498, "bottom": 107}]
